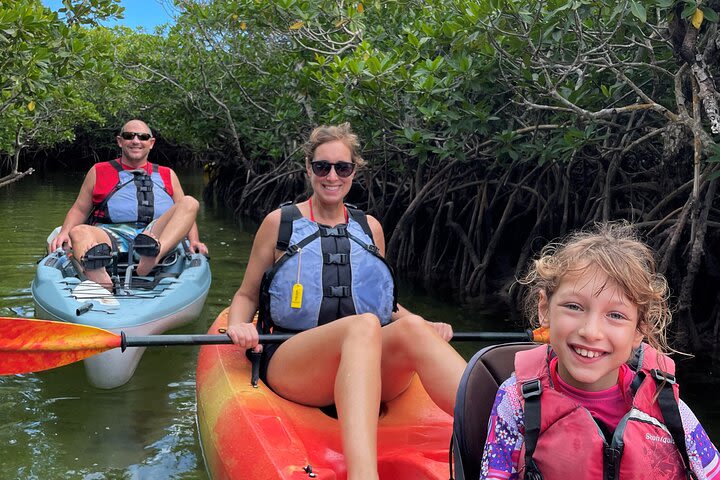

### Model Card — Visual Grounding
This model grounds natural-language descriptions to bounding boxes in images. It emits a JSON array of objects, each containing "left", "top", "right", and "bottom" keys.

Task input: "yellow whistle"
[{"left": 291, "top": 283, "right": 303, "bottom": 309}]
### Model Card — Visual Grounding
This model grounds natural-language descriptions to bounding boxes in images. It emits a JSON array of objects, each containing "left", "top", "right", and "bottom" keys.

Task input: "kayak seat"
[{"left": 451, "top": 342, "right": 536, "bottom": 480}]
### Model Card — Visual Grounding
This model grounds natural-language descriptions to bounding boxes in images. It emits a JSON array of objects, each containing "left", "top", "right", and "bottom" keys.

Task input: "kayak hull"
[
  {"left": 196, "top": 309, "right": 453, "bottom": 480},
  {"left": 32, "top": 246, "right": 211, "bottom": 388}
]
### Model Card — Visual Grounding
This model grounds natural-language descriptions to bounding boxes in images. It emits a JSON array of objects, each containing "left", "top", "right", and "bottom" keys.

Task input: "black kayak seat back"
[{"left": 452, "top": 342, "right": 537, "bottom": 480}]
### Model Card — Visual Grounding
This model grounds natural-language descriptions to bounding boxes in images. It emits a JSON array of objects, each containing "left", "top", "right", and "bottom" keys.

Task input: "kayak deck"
[{"left": 196, "top": 309, "right": 453, "bottom": 479}]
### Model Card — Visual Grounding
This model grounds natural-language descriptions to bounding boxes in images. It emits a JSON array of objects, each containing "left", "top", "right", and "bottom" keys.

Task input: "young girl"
[{"left": 480, "top": 222, "right": 719, "bottom": 479}]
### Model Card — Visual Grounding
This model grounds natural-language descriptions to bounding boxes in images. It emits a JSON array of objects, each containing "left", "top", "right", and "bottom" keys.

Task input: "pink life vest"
[{"left": 514, "top": 344, "right": 695, "bottom": 480}]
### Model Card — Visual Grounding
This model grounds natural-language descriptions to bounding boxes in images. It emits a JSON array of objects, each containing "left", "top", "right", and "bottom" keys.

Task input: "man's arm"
[
  {"left": 49, "top": 167, "right": 96, "bottom": 251},
  {"left": 169, "top": 169, "right": 207, "bottom": 254}
]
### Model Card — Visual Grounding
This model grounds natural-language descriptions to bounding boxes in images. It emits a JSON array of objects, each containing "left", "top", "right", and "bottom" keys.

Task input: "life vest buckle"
[
  {"left": 320, "top": 225, "right": 347, "bottom": 237},
  {"left": 286, "top": 244, "right": 301, "bottom": 255},
  {"left": 521, "top": 379, "right": 542, "bottom": 399},
  {"left": 650, "top": 369, "right": 676, "bottom": 384},
  {"left": 324, "top": 285, "right": 350, "bottom": 297},
  {"left": 324, "top": 253, "right": 349, "bottom": 265}
]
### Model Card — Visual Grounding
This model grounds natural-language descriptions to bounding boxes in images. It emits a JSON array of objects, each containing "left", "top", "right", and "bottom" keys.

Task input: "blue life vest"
[
  {"left": 259, "top": 204, "right": 397, "bottom": 332},
  {"left": 88, "top": 160, "right": 174, "bottom": 227}
]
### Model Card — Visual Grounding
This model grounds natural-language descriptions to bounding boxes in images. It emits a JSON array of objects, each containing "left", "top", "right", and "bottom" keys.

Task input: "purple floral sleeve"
[
  {"left": 479, "top": 375, "right": 524, "bottom": 480},
  {"left": 680, "top": 400, "right": 720, "bottom": 479}
]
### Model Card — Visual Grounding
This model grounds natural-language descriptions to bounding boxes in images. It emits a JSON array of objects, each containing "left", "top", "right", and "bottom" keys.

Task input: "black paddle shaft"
[
  {"left": 120, "top": 332, "right": 293, "bottom": 350},
  {"left": 119, "top": 330, "right": 533, "bottom": 351}
]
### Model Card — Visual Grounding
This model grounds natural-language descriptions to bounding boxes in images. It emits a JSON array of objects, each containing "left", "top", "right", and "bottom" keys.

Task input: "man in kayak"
[{"left": 49, "top": 119, "right": 208, "bottom": 289}]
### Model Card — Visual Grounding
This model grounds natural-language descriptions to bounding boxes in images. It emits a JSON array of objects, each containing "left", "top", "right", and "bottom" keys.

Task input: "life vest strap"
[
  {"left": 134, "top": 169, "right": 155, "bottom": 225},
  {"left": 652, "top": 371, "right": 697, "bottom": 479},
  {"left": 346, "top": 204, "right": 374, "bottom": 241},
  {"left": 276, "top": 203, "right": 302, "bottom": 251},
  {"left": 520, "top": 379, "right": 543, "bottom": 479}
]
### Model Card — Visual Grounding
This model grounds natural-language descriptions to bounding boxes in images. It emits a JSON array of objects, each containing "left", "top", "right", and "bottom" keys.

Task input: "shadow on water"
[{"left": 0, "top": 170, "right": 717, "bottom": 480}]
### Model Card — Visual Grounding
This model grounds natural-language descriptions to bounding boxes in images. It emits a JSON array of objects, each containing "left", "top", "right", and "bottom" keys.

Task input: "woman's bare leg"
[
  {"left": 266, "top": 314, "right": 382, "bottom": 480},
  {"left": 379, "top": 315, "right": 467, "bottom": 414},
  {"left": 69, "top": 225, "right": 113, "bottom": 289}
]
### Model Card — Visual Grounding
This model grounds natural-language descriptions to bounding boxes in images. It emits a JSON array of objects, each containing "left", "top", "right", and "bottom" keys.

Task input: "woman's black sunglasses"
[
  {"left": 310, "top": 161, "right": 355, "bottom": 178},
  {"left": 120, "top": 132, "right": 153, "bottom": 141}
]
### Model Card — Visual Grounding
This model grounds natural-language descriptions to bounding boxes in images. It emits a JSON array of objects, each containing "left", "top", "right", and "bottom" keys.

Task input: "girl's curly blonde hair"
[{"left": 519, "top": 221, "right": 672, "bottom": 354}]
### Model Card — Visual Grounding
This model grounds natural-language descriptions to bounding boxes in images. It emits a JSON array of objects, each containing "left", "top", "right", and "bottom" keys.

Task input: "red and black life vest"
[{"left": 88, "top": 159, "right": 174, "bottom": 226}]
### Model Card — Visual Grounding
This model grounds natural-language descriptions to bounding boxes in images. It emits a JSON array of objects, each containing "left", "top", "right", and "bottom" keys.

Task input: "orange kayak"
[{"left": 196, "top": 308, "right": 454, "bottom": 479}]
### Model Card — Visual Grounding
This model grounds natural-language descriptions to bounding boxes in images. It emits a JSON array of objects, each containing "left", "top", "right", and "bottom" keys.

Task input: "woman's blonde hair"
[
  {"left": 519, "top": 221, "right": 672, "bottom": 354},
  {"left": 303, "top": 123, "right": 366, "bottom": 168}
]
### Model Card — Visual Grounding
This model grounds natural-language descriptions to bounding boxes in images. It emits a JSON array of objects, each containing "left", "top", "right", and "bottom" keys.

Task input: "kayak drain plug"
[{"left": 303, "top": 465, "right": 317, "bottom": 478}]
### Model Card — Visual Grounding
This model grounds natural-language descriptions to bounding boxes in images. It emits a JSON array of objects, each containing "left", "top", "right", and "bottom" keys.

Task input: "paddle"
[{"left": 0, "top": 317, "right": 548, "bottom": 375}]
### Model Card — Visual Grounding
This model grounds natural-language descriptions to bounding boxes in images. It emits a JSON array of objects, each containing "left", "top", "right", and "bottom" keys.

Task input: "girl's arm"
[
  {"left": 480, "top": 375, "right": 525, "bottom": 480},
  {"left": 681, "top": 399, "right": 720, "bottom": 480}
]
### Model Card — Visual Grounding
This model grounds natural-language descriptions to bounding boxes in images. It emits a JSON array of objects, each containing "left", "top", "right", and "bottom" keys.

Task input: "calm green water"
[{"left": 0, "top": 171, "right": 717, "bottom": 479}]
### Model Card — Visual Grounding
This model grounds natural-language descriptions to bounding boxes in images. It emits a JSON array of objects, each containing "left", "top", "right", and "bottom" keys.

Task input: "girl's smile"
[{"left": 539, "top": 265, "right": 644, "bottom": 391}]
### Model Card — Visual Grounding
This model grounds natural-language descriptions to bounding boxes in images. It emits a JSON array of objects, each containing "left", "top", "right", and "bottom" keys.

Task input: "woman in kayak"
[
  {"left": 479, "top": 222, "right": 720, "bottom": 479},
  {"left": 226, "top": 123, "right": 467, "bottom": 480}
]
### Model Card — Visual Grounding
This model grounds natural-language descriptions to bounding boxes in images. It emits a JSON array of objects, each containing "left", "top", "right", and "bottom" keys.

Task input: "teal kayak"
[{"left": 32, "top": 241, "right": 210, "bottom": 388}]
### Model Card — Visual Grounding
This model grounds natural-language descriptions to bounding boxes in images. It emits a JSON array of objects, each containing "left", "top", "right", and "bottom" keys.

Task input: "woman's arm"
[{"left": 226, "top": 209, "right": 282, "bottom": 350}]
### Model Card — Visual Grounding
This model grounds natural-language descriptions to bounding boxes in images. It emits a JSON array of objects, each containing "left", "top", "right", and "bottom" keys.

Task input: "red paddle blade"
[{"left": 0, "top": 317, "right": 122, "bottom": 375}]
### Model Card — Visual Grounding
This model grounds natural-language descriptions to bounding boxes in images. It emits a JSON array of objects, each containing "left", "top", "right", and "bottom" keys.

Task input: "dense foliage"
[
  {"left": 4, "top": 0, "right": 720, "bottom": 357},
  {"left": 0, "top": 0, "right": 121, "bottom": 185}
]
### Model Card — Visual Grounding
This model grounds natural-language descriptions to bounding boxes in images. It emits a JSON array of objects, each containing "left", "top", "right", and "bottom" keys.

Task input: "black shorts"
[
  {"left": 246, "top": 329, "right": 294, "bottom": 389},
  {"left": 257, "top": 341, "right": 281, "bottom": 387}
]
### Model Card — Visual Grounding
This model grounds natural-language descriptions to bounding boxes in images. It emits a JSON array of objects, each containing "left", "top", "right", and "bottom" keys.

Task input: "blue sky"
[{"left": 42, "top": 0, "right": 175, "bottom": 31}]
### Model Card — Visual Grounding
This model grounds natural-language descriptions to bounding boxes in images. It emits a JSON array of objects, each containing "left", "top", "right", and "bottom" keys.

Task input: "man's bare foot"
[
  {"left": 84, "top": 268, "right": 113, "bottom": 292},
  {"left": 135, "top": 255, "right": 158, "bottom": 276}
]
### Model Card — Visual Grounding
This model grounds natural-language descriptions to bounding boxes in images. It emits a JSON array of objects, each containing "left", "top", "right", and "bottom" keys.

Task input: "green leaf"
[
  {"left": 682, "top": 2, "right": 698, "bottom": 19},
  {"left": 629, "top": 1, "right": 647, "bottom": 22},
  {"left": 701, "top": 6, "right": 719, "bottom": 23}
]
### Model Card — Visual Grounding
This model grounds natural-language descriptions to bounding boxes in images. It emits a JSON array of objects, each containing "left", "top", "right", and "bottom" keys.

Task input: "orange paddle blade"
[
  {"left": 0, "top": 317, "right": 121, "bottom": 375},
  {"left": 531, "top": 326, "right": 550, "bottom": 343}
]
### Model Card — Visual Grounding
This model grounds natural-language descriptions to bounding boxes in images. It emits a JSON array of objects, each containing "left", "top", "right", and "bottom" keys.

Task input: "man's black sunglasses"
[
  {"left": 310, "top": 161, "right": 355, "bottom": 178},
  {"left": 120, "top": 132, "right": 153, "bottom": 141}
]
